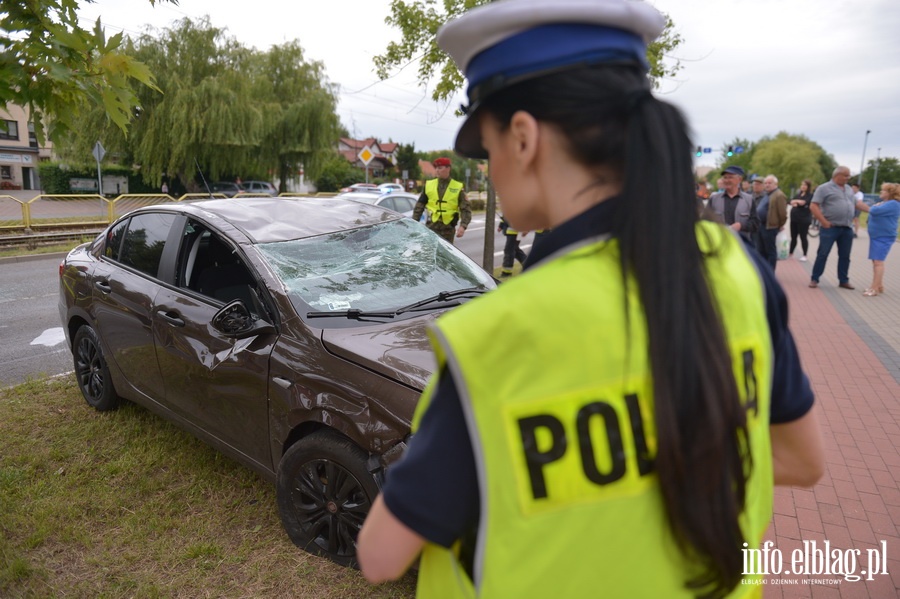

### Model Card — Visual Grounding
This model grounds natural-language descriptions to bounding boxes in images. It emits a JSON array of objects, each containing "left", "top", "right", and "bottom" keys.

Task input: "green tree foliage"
[
  {"left": 53, "top": 18, "right": 340, "bottom": 190},
  {"left": 374, "top": 0, "right": 683, "bottom": 105},
  {"left": 394, "top": 143, "right": 422, "bottom": 182},
  {"left": 860, "top": 157, "right": 900, "bottom": 193},
  {"left": 749, "top": 132, "right": 836, "bottom": 194},
  {"left": 711, "top": 133, "right": 837, "bottom": 195},
  {"left": 314, "top": 152, "right": 360, "bottom": 192},
  {"left": 0, "top": 0, "right": 172, "bottom": 143},
  {"left": 252, "top": 42, "right": 340, "bottom": 193}
]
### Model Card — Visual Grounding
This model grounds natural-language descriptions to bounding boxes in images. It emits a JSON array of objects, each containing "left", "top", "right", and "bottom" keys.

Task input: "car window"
[
  {"left": 257, "top": 218, "right": 494, "bottom": 314},
  {"left": 178, "top": 220, "right": 262, "bottom": 314},
  {"left": 394, "top": 197, "right": 415, "bottom": 212},
  {"left": 116, "top": 213, "right": 177, "bottom": 277},
  {"left": 104, "top": 219, "right": 129, "bottom": 260},
  {"left": 377, "top": 197, "right": 396, "bottom": 211}
]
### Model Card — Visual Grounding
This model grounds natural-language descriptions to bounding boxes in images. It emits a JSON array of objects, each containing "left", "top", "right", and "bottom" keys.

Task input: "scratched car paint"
[{"left": 58, "top": 196, "right": 494, "bottom": 566}]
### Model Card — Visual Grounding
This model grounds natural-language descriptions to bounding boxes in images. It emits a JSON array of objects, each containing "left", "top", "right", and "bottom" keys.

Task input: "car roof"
[{"left": 137, "top": 197, "right": 403, "bottom": 244}]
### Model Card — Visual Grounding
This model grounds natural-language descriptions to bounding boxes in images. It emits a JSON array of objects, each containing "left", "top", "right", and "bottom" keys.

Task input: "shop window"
[
  {"left": 0, "top": 120, "right": 19, "bottom": 141},
  {"left": 1, "top": 165, "right": 12, "bottom": 180}
]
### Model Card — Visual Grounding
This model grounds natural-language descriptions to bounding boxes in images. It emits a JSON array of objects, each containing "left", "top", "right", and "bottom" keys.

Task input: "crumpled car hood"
[{"left": 320, "top": 313, "right": 440, "bottom": 390}]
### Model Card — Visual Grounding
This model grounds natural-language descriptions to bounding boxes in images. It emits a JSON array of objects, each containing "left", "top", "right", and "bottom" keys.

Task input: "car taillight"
[{"left": 59, "top": 261, "right": 65, "bottom": 277}]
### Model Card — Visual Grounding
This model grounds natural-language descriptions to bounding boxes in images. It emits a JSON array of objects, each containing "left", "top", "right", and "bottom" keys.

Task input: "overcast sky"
[{"left": 78, "top": 0, "right": 900, "bottom": 178}]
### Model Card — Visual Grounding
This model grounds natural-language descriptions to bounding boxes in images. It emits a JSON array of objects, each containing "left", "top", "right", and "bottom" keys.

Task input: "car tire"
[
  {"left": 276, "top": 430, "right": 380, "bottom": 567},
  {"left": 72, "top": 325, "right": 120, "bottom": 412}
]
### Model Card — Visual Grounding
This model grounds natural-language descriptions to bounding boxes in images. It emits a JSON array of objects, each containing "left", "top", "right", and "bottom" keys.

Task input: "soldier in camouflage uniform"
[{"left": 412, "top": 157, "right": 472, "bottom": 244}]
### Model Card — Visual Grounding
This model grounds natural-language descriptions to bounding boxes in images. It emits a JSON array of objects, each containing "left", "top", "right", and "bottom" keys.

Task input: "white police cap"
[{"left": 437, "top": 0, "right": 666, "bottom": 157}]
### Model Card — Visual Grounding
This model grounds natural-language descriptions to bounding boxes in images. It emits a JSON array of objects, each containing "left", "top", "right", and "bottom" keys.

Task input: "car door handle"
[
  {"left": 157, "top": 310, "right": 185, "bottom": 327},
  {"left": 94, "top": 280, "right": 111, "bottom": 294}
]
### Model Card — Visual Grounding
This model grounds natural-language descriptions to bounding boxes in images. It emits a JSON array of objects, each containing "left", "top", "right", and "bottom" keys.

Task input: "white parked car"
[{"left": 335, "top": 191, "right": 420, "bottom": 219}]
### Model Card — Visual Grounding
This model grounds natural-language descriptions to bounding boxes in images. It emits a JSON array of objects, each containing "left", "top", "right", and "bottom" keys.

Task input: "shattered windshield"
[{"left": 257, "top": 219, "right": 494, "bottom": 315}]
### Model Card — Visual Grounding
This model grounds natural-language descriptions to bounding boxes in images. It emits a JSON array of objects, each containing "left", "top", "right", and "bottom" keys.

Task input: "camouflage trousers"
[{"left": 426, "top": 221, "right": 457, "bottom": 245}]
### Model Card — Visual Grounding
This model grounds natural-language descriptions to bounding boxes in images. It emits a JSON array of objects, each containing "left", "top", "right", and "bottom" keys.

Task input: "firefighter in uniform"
[
  {"left": 498, "top": 214, "right": 527, "bottom": 277},
  {"left": 359, "top": 1, "right": 825, "bottom": 597},
  {"left": 413, "top": 157, "right": 472, "bottom": 244}
]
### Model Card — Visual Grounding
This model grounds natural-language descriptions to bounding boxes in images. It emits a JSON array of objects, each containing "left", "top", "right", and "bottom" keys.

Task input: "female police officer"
[{"left": 358, "top": 1, "right": 824, "bottom": 597}]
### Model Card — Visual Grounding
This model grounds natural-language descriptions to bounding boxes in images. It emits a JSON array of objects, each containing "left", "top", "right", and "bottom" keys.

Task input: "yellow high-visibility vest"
[{"left": 425, "top": 178, "right": 464, "bottom": 225}]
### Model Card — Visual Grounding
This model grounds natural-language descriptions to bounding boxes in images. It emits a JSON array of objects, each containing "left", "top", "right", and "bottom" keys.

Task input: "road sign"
[
  {"left": 358, "top": 146, "right": 374, "bottom": 166},
  {"left": 703, "top": 147, "right": 713, "bottom": 154},
  {"left": 92, "top": 141, "right": 106, "bottom": 163}
]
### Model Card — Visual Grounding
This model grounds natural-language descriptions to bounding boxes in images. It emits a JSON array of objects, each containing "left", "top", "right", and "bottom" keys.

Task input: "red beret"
[{"left": 433, "top": 157, "right": 452, "bottom": 167}]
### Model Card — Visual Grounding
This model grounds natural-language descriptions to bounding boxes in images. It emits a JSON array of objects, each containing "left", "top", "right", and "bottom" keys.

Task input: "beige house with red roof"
[{"left": 338, "top": 137, "right": 398, "bottom": 177}]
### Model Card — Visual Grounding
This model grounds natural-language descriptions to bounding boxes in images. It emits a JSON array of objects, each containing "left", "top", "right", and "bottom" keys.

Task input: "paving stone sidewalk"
[{"left": 763, "top": 228, "right": 900, "bottom": 598}]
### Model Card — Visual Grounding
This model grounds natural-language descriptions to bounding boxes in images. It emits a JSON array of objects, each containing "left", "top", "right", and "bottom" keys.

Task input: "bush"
[
  {"left": 469, "top": 198, "right": 486, "bottom": 211},
  {"left": 315, "top": 155, "right": 359, "bottom": 192}
]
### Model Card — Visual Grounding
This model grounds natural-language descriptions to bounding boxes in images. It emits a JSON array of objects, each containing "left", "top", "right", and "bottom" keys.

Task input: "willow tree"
[
  {"left": 53, "top": 18, "right": 341, "bottom": 190},
  {"left": 251, "top": 42, "right": 340, "bottom": 193},
  {"left": 127, "top": 18, "right": 263, "bottom": 188}
]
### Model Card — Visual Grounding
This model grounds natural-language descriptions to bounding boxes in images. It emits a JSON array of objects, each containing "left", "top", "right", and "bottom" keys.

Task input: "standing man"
[
  {"left": 707, "top": 165, "right": 755, "bottom": 241},
  {"left": 809, "top": 166, "right": 856, "bottom": 289},
  {"left": 749, "top": 174, "right": 766, "bottom": 251},
  {"left": 759, "top": 175, "right": 788, "bottom": 270},
  {"left": 412, "top": 157, "right": 472, "bottom": 244}
]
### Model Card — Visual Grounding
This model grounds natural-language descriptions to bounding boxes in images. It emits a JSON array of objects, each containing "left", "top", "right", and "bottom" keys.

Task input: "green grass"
[{"left": 0, "top": 378, "right": 416, "bottom": 599}]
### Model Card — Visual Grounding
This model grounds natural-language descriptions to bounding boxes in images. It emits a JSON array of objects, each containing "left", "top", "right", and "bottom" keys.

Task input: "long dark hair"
[{"left": 481, "top": 64, "right": 751, "bottom": 598}]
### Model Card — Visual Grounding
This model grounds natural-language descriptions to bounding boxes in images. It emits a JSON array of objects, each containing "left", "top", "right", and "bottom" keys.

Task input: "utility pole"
[
  {"left": 871, "top": 148, "right": 882, "bottom": 194},
  {"left": 858, "top": 130, "right": 870, "bottom": 186},
  {"left": 482, "top": 180, "right": 496, "bottom": 273}
]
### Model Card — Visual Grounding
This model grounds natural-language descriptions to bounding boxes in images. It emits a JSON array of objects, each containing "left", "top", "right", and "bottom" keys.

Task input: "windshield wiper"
[
  {"left": 307, "top": 309, "right": 396, "bottom": 320},
  {"left": 395, "top": 287, "right": 488, "bottom": 315}
]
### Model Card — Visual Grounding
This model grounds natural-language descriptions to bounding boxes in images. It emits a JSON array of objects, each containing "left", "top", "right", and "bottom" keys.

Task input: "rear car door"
[
  {"left": 89, "top": 212, "right": 177, "bottom": 402},
  {"left": 151, "top": 219, "right": 276, "bottom": 468}
]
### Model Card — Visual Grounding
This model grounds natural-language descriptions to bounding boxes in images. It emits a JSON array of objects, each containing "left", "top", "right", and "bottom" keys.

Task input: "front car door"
[{"left": 151, "top": 218, "right": 276, "bottom": 469}]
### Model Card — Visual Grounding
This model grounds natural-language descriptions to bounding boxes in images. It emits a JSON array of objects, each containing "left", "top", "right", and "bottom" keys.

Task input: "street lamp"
[
  {"left": 858, "top": 129, "right": 870, "bottom": 186},
  {"left": 872, "top": 148, "right": 882, "bottom": 194}
]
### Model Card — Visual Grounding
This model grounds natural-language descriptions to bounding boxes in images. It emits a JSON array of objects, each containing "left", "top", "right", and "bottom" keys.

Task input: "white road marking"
[{"left": 30, "top": 327, "right": 67, "bottom": 347}]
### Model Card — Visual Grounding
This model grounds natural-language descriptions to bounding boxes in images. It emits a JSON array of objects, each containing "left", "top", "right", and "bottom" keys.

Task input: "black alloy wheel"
[
  {"left": 276, "top": 430, "right": 380, "bottom": 568},
  {"left": 72, "top": 325, "right": 120, "bottom": 411}
]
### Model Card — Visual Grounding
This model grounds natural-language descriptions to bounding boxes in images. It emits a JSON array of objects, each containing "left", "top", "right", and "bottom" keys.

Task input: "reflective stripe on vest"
[
  {"left": 414, "top": 221, "right": 773, "bottom": 599},
  {"left": 425, "top": 178, "right": 464, "bottom": 225}
]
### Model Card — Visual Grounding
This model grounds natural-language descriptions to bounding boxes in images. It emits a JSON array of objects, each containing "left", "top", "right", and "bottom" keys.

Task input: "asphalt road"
[
  {"left": 0, "top": 254, "right": 72, "bottom": 388},
  {"left": 0, "top": 214, "right": 530, "bottom": 387}
]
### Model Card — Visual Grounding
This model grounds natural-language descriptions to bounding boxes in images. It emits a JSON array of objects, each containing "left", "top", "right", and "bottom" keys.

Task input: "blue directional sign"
[
  {"left": 703, "top": 147, "right": 713, "bottom": 154},
  {"left": 735, "top": 146, "right": 744, "bottom": 154}
]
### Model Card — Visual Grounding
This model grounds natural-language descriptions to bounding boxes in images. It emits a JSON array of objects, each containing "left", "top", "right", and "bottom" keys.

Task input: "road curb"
[{"left": 0, "top": 252, "right": 69, "bottom": 265}]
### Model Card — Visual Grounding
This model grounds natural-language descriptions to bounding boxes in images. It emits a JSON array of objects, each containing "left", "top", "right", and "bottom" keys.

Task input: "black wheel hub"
[{"left": 290, "top": 459, "right": 372, "bottom": 558}]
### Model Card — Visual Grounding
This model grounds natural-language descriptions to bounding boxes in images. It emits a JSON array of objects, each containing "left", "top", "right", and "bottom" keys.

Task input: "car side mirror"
[{"left": 212, "top": 300, "right": 275, "bottom": 339}]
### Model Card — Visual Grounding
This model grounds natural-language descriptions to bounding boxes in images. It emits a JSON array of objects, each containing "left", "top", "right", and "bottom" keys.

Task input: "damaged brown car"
[{"left": 58, "top": 196, "right": 494, "bottom": 566}]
